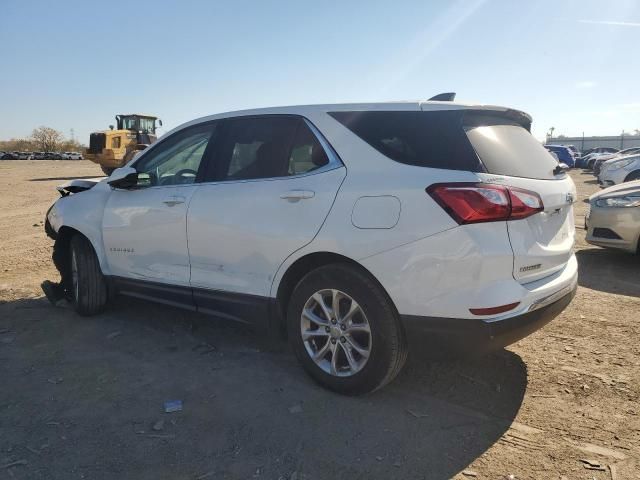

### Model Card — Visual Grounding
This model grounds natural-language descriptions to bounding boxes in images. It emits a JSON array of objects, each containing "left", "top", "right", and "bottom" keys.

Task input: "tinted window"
[
  {"left": 329, "top": 110, "right": 482, "bottom": 172},
  {"left": 134, "top": 122, "right": 216, "bottom": 187},
  {"left": 331, "top": 110, "right": 561, "bottom": 180},
  {"left": 465, "top": 114, "right": 558, "bottom": 180},
  {"left": 217, "top": 116, "right": 299, "bottom": 181},
  {"left": 287, "top": 122, "right": 329, "bottom": 175}
]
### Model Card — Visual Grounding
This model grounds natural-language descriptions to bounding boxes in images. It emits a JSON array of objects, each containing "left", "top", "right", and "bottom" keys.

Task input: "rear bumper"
[{"left": 401, "top": 283, "right": 576, "bottom": 356}]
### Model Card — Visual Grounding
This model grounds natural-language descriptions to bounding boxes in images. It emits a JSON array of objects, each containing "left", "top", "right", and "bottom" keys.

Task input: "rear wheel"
[
  {"left": 287, "top": 264, "right": 407, "bottom": 395},
  {"left": 624, "top": 170, "right": 640, "bottom": 182},
  {"left": 69, "top": 235, "right": 107, "bottom": 315}
]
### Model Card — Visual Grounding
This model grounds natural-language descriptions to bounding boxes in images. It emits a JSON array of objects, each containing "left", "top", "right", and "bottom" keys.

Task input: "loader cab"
[{"left": 115, "top": 114, "right": 162, "bottom": 146}]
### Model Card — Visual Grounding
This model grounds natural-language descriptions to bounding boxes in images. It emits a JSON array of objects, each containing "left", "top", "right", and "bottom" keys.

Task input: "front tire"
[
  {"left": 69, "top": 235, "right": 108, "bottom": 316},
  {"left": 287, "top": 264, "right": 407, "bottom": 395}
]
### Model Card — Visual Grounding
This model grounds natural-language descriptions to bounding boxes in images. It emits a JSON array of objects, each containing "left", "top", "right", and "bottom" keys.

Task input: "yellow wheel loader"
[{"left": 85, "top": 114, "right": 162, "bottom": 175}]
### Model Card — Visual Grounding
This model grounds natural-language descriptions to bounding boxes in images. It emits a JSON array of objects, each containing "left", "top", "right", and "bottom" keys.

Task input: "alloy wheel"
[{"left": 300, "top": 289, "right": 372, "bottom": 377}]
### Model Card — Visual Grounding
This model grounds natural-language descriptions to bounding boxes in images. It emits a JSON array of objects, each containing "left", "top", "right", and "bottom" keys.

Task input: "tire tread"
[{"left": 70, "top": 235, "right": 107, "bottom": 316}]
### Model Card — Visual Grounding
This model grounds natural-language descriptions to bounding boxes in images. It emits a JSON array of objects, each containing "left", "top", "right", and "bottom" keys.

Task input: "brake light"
[{"left": 427, "top": 183, "right": 543, "bottom": 224}]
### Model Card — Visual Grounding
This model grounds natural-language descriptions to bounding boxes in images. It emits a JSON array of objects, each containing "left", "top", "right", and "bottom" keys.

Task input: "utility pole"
[
  {"left": 70, "top": 128, "right": 75, "bottom": 142},
  {"left": 621, "top": 130, "right": 624, "bottom": 149}
]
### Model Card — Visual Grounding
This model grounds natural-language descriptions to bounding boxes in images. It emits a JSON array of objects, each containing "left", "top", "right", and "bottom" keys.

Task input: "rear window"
[
  {"left": 465, "top": 113, "right": 558, "bottom": 179},
  {"left": 328, "top": 111, "right": 482, "bottom": 172},
  {"left": 329, "top": 110, "right": 559, "bottom": 180}
]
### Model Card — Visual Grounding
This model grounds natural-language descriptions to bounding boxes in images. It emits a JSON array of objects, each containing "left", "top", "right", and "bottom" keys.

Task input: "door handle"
[
  {"left": 280, "top": 190, "right": 315, "bottom": 202},
  {"left": 162, "top": 195, "right": 186, "bottom": 207}
]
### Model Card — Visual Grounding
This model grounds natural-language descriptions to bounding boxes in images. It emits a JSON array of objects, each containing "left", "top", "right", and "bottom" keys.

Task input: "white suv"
[
  {"left": 598, "top": 155, "right": 640, "bottom": 187},
  {"left": 44, "top": 100, "right": 578, "bottom": 394}
]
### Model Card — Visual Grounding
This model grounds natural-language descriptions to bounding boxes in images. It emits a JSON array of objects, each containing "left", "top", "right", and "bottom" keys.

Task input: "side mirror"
[
  {"left": 158, "top": 119, "right": 163, "bottom": 127},
  {"left": 107, "top": 166, "right": 138, "bottom": 189}
]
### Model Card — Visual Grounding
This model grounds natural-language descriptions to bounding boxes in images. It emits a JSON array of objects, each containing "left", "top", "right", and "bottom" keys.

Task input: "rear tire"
[
  {"left": 624, "top": 170, "right": 640, "bottom": 182},
  {"left": 287, "top": 264, "right": 407, "bottom": 395},
  {"left": 69, "top": 235, "right": 108, "bottom": 316}
]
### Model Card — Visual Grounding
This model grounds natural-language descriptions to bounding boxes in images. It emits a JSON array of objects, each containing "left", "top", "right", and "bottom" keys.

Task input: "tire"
[
  {"left": 69, "top": 235, "right": 108, "bottom": 316},
  {"left": 624, "top": 170, "right": 640, "bottom": 182},
  {"left": 287, "top": 263, "right": 407, "bottom": 395},
  {"left": 101, "top": 166, "right": 115, "bottom": 176}
]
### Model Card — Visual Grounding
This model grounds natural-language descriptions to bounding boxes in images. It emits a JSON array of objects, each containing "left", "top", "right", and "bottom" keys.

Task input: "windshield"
[
  {"left": 139, "top": 117, "right": 156, "bottom": 133},
  {"left": 120, "top": 117, "right": 137, "bottom": 130}
]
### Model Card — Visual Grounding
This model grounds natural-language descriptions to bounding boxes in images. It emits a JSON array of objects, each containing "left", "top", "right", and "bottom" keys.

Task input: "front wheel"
[
  {"left": 69, "top": 235, "right": 108, "bottom": 315},
  {"left": 287, "top": 264, "right": 407, "bottom": 395}
]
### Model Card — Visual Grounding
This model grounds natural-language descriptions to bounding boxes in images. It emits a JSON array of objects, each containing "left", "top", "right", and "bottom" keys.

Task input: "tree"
[{"left": 31, "top": 126, "right": 64, "bottom": 152}]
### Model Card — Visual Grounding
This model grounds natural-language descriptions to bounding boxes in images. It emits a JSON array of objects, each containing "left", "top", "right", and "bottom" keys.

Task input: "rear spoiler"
[{"left": 423, "top": 93, "right": 533, "bottom": 131}]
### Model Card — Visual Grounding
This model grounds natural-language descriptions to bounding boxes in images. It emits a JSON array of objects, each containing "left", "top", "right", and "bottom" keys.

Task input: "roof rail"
[{"left": 428, "top": 92, "right": 456, "bottom": 101}]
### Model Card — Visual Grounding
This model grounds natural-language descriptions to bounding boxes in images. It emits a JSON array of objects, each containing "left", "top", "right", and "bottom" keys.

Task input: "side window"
[
  {"left": 287, "top": 122, "right": 330, "bottom": 175},
  {"left": 217, "top": 116, "right": 299, "bottom": 181},
  {"left": 112, "top": 136, "right": 121, "bottom": 148},
  {"left": 134, "top": 122, "right": 216, "bottom": 187}
]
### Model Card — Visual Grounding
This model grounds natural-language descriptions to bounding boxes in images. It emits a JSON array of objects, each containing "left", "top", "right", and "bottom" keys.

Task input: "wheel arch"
[
  {"left": 273, "top": 251, "right": 399, "bottom": 332},
  {"left": 624, "top": 169, "right": 640, "bottom": 182},
  {"left": 53, "top": 225, "right": 108, "bottom": 278}
]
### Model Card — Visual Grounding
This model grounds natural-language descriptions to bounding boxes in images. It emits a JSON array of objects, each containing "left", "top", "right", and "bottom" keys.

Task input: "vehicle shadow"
[
  {"left": 1, "top": 296, "right": 527, "bottom": 480},
  {"left": 29, "top": 175, "right": 104, "bottom": 182},
  {"left": 583, "top": 179, "right": 598, "bottom": 185},
  {"left": 576, "top": 248, "right": 640, "bottom": 297}
]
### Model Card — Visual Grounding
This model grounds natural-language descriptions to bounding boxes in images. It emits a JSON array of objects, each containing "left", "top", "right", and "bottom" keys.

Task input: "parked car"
[
  {"left": 64, "top": 151, "right": 83, "bottom": 160},
  {"left": 598, "top": 155, "right": 640, "bottom": 187},
  {"left": 586, "top": 153, "right": 608, "bottom": 170},
  {"left": 580, "top": 148, "right": 620, "bottom": 169},
  {"left": 1, "top": 152, "right": 18, "bottom": 160},
  {"left": 586, "top": 180, "right": 640, "bottom": 253},
  {"left": 593, "top": 148, "right": 640, "bottom": 176},
  {"left": 44, "top": 152, "right": 63, "bottom": 160},
  {"left": 564, "top": 144, "right": 580, "bottom": 161},
  {"left": 545, "top": 145, "right": 575, "bottom": 167},
  {"left": 44, "top": 101, "right": 578, "bottom": 394}
]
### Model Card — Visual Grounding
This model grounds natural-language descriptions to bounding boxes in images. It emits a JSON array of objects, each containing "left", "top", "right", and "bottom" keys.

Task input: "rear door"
[
  {"left": 186, "top": 115, "right": 345, "bottom": 319},
  {"left": 464, "top": 113, "right": 576, "bottom": 283}
]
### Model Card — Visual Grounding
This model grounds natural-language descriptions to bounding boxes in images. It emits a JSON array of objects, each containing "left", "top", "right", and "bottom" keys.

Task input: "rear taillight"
[{"left": 427, "top": 183, "right": 543, "bottom": 224}]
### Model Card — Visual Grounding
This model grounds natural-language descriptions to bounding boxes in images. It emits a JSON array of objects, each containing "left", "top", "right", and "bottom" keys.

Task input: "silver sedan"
[{"left": 586, "top": 180, "right": 640, "bottom": 253}]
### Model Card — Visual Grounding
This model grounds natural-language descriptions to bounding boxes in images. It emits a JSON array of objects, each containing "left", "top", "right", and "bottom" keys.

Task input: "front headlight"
[
  {"left": 595, "top": 196, "right": 640, "bottom": 208},
  {"left": 607, "top": 159, "right": 635, "bottom": 171}
]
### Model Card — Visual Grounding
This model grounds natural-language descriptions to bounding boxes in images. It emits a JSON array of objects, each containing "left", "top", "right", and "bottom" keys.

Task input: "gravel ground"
[{"left": 0, "top": 161, "right": 638, "bottom": 480}]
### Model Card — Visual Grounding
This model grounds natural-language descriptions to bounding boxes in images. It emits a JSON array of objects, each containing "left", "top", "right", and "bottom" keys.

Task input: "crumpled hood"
[
  {"left": 56, "top": 177, "right": 105, "bottom": 195},
  {"left": 589, "top": 180, "right": 640, "bottom": 201}
]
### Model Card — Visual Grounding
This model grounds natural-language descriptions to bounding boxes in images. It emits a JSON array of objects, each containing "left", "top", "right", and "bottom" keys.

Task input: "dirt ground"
[{"left": 0, "top": 161, "right": 638, "bottom": 480}]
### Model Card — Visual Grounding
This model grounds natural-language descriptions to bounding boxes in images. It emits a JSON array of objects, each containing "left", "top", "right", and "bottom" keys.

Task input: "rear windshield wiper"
[{"left": 553, "top": 163, "right": 569, "bottom": 176}]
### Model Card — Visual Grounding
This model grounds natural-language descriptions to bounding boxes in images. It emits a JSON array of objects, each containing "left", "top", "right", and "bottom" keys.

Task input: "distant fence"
[{"left": 548, "top": 135, "right": 640, "bottom": 151}]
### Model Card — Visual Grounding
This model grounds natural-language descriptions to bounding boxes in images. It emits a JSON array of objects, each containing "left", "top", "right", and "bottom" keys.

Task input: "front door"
[{"left": 102, "top": 121, "right": 218, "bottom": 304}]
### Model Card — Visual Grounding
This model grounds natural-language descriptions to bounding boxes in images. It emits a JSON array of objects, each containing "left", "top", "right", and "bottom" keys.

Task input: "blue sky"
[{"left": 1, "top": 0, "right": 639, "bottom": 143}]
